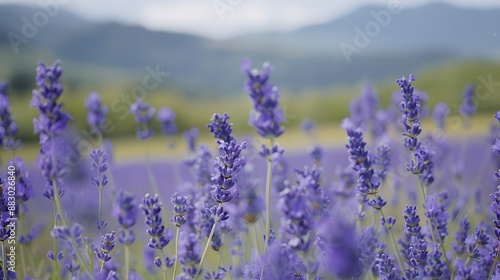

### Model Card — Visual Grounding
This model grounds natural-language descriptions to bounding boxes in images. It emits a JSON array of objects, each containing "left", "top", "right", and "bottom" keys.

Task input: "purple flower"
[
  {"left": 95, "top": 231, "right": 115, "bottom": 264},
  {"left": 452, "top": 216, "right": 470, "bottom": 254},
  {"left": 0, "top": 82, "right": 21, "bottom": 150},
  {"left": 19, "top": 222, "right": 44, "bottom": 245},
  {"left": 156, "top": 106, "right": 176, "bottom": 136},
  {"left": 381, "top": 216, "right": 396, "bottom": 229},
  {"left": 403, "top": 205, "right": 423, "bottom": 238},
  {"left": 423, "top": 244, "right": 445, "bottom": 278},
  {"left": 85, "top": 91, "right": 109, "bottom": 133},
  {"left": 183, "top": 127, "right": 199, "bottom": 152},
  {"left": 495, "top": 110, "right": 500, "bottom": 123},
  {"left": 358, "top": 227, "right": 384, "bottom": 272},
  {"left": 90, "top": 149, "right": 110, "bottom": 188},
  {"left": 375, "top": 143, "right": 391, "bottom": 182},
  {"left": 184, "top": 144, "right": 213, "bottom": 187},
  {"left": 432, "top": 102, "right": 449, "bottom": 130},
  {"left": 278, "top": 181, "right": 313, "bottom": 251},
  {"left": 424, "top": 195, "right": 449, "bottom": 242},
  {"left": 31, "top": 60, "right": 72, "bottom": 144},
  {"left": 406, "top": 145, "right": 435, "bottom": 187},
  {"left": 264, "top": 243, "right": 307, "bottom": 279},
  {"left": 376, "top": 253, "right": 397, "bottom": 280},
  {"left": 316, "top": 216, "right": 362, "bottom": 278},
  {"left": 347, "top": 84, "right": 379, "bottom": 130},
  {"left": 178, "top": 231, "right": 202, "bottom": 278},
  {"left": 210, "top": 140, "right": 246, "bottom": 204},
  {"left": 207, "top": 113, "right": 233, "bottom": 143},
  {"left": 7, "top": 157, "right": 33, "bottom": 203},
  {"left": 113, "top": 190, "right": 138, "bottom": 229},
  {"left": 113, "top": 190, "right": 138, "bottom": 245},
  {"left": 170, "top": 192, "right": 190, "bottom": 227},
  {"left": 307, "top": 145, "right": 323, "bottom": 164},
  {"left": 242, "top": 59, "right": 285, "bottom": 138},
  {"left": 140, "top": 193, "right": 173, "bottom": 250},
  {"left": 301, "top": 119, "right": 315, "bottom": 135},
  {"left": 459, "top": 85, "right": 476, "bottom": 117},
  {"left": 345, "top": 127, "right": 386, "bottom": 210},
  {"left": 493, "top": 139, "right": 500, "bottom": 155},
  {"left": 130, "top": 98, "right": 155, "bottom": 140}
]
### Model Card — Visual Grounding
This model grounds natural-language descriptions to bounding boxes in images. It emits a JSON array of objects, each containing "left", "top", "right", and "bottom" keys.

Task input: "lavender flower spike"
[
  {"left": 85, "top": 91, "right": 109, "bottom": 133},
  {"left": 31, "top": 60, "right": 72, "bottom": 144},
  {"left": 113, "top": 190, "right": 138, "bottom": 244},
  {"left": 242, "top": 59, "right": 286, "bottom": 138},
  {"left": 0, "top": 82, "right": 21, "bottom": 150},
  {"left": 130, "top": 98, "right": 155, "bottom": 140},
  {"left": 157, "top": 106, "right": 177, "bottom": 136}
]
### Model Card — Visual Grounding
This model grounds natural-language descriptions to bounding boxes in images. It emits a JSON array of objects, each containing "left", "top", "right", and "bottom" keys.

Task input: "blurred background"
[
  {"left": 0, "top": 0, "right": 499, "bottom": 159},
  {"left": 1, "top": 2, "right": 500, "bottom": 277}
]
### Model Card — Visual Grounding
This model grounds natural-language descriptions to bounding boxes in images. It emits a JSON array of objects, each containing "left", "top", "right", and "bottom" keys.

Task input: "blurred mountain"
[
  {"left": 0, "top": 2, "right": 499, "bottom": 96},
  {"left": 226, "top": 3, "right": 500, "bottom": 57}
]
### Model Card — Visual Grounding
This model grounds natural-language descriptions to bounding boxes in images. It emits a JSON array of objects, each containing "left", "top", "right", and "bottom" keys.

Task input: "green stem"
[
  {"left": 52, "top": 202, "right": 59, "bottom": 280},
  {"left": 260, "top": 138, "right": 275, "bottom": 280},
  {"left": 488, "top": 243, "right": 500, "bottom": 279},
  {"left": 411, "top": 152, "right": 452, "bottom": 273},
  {"left": 98, "top": 186, "right": 103, "bottom": 236},
  {"left": 379, "top": 208, "right": 405, "bottom": 273},
  {"left": 159, "top": 249, "right": 168, "bottom": 280},
  {"left": 145, "top": 144, "right": 160, "bottom": 196},
  {"left": 264, "top": 138, "right": 274, "bottom": 254},
  {"left": 251, "top": 223, "right": 260, "bottom": 254},
  {"left": 196, "top": 203, "right": 222, "bottom": 280},
  {"left": 52, "top": 180, "right": 92, "bottom": 277},
  {"left": 125, "top": 245, "right": 130, "bottom": 280},
  {"left": 28, "top": 247, "right": 37, "bottom": 279},
  {"left": 173, "top": 227, "right": 180, "bottom": 279},
  {"left": 465, "top": 243, "right": 479, "bottom": 267}
]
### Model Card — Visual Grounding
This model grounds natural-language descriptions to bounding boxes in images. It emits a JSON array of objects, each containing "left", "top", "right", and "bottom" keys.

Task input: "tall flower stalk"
[
  {"left": 396, "top": 75, "right": 452, "bottom": 274},
  {"left": 241, "top": 60, "right": 285, "bottom": 266},
  {"left": 113, "top": 190, "right": 138, "bottom": 280},
  {"left": 197, "top": 113, "right": 246, "bottom": 278},
  {"left": 140, "top": 193, "right": 173, "bottom": 280},
  {"left": 170, "top": 192, "right": 190, "bottom": 279},
  {"left": 90, "top": 149, "right": 110, "bottom": 236},
  {"left": 489, "top": 111, "right": 500, "bottom": 279},
  {"left": 345, "top": 127, "right": 405, "bottom": 275},
  {"left": 0, "top": 82, "right": 22, "bottom": 153},
  {"left": 31, "top": 61, "right": 91, "bottom": 277}
]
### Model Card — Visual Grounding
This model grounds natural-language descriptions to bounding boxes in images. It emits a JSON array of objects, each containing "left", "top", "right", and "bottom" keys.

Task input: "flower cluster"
[
  {"left": 345, "top": 127, "right": 386, "bottom": 209},
  {"left": 0, "top": 82, "right": 21, "bottom": 150},
  {"left": 156, "top": 106, "right": 177, "bottom": 136},
  {"left": 85, "top": 91, "right": 109, "bottom": 133},
  {"left": 140, "top": 193, "right": 173, "bottom": 250},
  {"left": 206, "top": 113, "right": 233, "bottom": 143},
  {"left": 170, "top": 193, "right": 190, "bottom": 227},
  {"left": 242, "top": 59, "right": 285, "bottom": 138},
  {"left": 112, "top": 190, "right": 138, "bottom": 244},
  {"left": 210, "top": 140, "right": 246, "bottom": 204},
  {"left": 130, "top": 98, "right": 155, "bottom": 140},
  {"left": 8, "top": 59, "right": 500, "bottom": 280},
  {"left": 31, "top": 61, "right": 72, "bottom": 144}
]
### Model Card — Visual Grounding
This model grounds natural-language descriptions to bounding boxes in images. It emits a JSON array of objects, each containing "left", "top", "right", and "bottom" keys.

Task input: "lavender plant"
[{"left": 3, "top": 59, "right": 500, "bottom": 280}]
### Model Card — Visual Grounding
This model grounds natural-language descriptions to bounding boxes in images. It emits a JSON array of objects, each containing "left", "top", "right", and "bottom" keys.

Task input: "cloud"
[
  {"left": 140, "top": 1, "right": 356, "bottom": 39},
  {"left": 2, "top": 0, "right": 500, "bottom": 39}
]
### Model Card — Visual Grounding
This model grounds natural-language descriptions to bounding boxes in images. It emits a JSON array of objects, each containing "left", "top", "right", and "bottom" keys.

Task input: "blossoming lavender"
[{"left": 0, "top": 59, "right": 497, "bottom": 280}]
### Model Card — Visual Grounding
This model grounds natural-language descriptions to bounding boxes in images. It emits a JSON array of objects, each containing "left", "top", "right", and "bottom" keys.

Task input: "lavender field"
[{"left": 0, "top": 57, "right": 499, "bottom": 280}]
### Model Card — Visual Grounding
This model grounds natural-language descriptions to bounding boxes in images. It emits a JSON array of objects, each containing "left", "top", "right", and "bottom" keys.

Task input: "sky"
[{"left": 1, "top": 0, "right": 500, "bottom": 39}]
